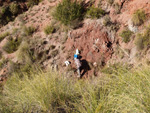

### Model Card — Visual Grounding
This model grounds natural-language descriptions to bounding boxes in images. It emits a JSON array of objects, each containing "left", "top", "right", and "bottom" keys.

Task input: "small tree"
[{"left": 53, "top": 0, "right": 84, "bottom": 25}]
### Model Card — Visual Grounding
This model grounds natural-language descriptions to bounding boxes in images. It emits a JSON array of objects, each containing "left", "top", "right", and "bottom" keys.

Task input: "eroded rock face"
[{"left": 65, "top": 20, "right": 113, "bottom": 66}]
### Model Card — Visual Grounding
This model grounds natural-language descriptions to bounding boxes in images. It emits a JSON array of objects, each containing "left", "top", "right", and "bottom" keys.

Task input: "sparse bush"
[
  {"left": 27, "top": 0, "right": 43, "bottom": 8},
  {"left": 0, "top": 58, "right": 8, "bottom": 69},
  {"left": 49, "top": 45, "right": 56, "bottom": 50},
  {"left": 132, "top": 9, "right": 146, "bottom": 26},
  {"left": 135, "top": 33, "right": 144, "bottom": 50},
  {"left": 3, "top": 37, "right": 22, "bottom": 53},
  {"left": 119, "top": 29, "right": 133, "bottom": 43},
  {"left": 53, "top": 0, "right": 84, "bottom": 25},
  {"left": 113, "top": 3, "right": 121, "bottom": 14},
  {"left": 44, "top": 25, "right": 55, "bottom": 35},
  {"left": 48, "top": 0, "right": 56, "bottom": 2},
  {"left": 12, "top": 28, "right": 18, "bottom": 34},
  {"left": 107, "top": 0, "right": 114, "bottom": 5},
  {"left": 0, "top": 51, "right": 2, "bottom": 59},
  {"left": 9, "top": 2, "right": 19, "bottom": 15},
  {"left": 24, "top": 26, "right": 36, "bottom": 36},
  {"left": 0, "top": 6, "right": 12, "bottom": 25},
  {"left": 51, "top": 49, "right": 59, "bottom": 57},
  {"left": 135, "top": 26, "right": 150, "bottom": 50},
  {"left": 0, "top": 32, "right": 10, "bottom": 42},
  {"left": 103, "top": 15, "right": 111, "bottom": 26},
  {"left": 86, "top": 6, "right": 105, "bottom": 19},
  {"left": 0, "top": 6, "right": 8, "bottom": 15},
  {"left": 0, "top": 1, "right": 30, "bottom": 26}
]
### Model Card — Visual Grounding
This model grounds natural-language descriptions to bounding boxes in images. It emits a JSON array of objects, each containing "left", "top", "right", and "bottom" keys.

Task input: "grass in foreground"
[{"left": 0, "top": 65, "right": 150, "bottom": 112}]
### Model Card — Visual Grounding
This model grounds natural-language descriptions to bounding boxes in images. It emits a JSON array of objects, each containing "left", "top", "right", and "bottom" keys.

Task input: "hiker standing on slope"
[{"left": 74, "top": 49, "right": 81, "bottom": 78}]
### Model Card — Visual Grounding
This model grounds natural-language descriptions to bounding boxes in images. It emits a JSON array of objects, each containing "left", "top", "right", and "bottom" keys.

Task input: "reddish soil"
[{"left": 65, "top": 20, "right": 113, "bottom": 78}]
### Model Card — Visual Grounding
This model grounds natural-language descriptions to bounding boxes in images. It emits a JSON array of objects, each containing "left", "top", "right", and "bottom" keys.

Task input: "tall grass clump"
[
  {"left": 3, "top": 37, "right": 22, "bottom": 53},
  {"left": 24, "top": 26, "right": 36, "bottom": 36},
  {"left": 0, "top": 32, "right": 10, "bottom": 42},
  {"left": 113, "top": 3, "right": 121, "bottom": 14},
  {"left": 101, "top": 65, "right": 150, "bottom": 112},
  {"left": 16, "top": 41, "right": 34, "bottom": 64},
  {"left": 0, "top": 65, "right": 150, "bottom": 112},
  {"left": 0, "top": 70, "right": 81, "bottom": 112},
  {"left": 44, "top": 25, "right": 55, "bottom": 35},
  {"left": 53, "top": 0, "right": 84, "bottom": 25},
  {"left": 132, "top": 9, "right": 146, "bottom": 26}
]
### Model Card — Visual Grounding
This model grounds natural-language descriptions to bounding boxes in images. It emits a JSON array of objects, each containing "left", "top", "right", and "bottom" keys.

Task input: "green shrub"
[
  {"left": 86, "top": 6, "right": 105, "bottom": 18},
  {"left": 3, "top": 37, "right": 22, "bottom": 53},
  {"left": 53, "top": 0, "right": 84, "bottom": 25},
  {"left": 0, "top": 32, "right": 10, "bottom": 42},
  {"left": 0, "top": 6, "right": 12, "bottom": 25},
  {"left": 24, "top": 26, "right": 36, "bottom": 36},
  {"left": 0, "top": 6, "right": 8, "bottom": 15},
  {"left": 9, "top": 2, "right": 19, "bottom": 15},
  {"left": 44, "top": 25, "right": 55, "bottom": 35},
  {"left": 119, "top": 29, "right": 133, "bottom": 43},
  {"left": 132, "top": 9, "right": 146, "bottom": 26}
]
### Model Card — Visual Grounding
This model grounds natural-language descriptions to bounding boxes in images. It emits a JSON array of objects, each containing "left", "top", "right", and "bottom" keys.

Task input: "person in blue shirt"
[{"left": 74, "top": 49, "right": 81, "bottom": 78}]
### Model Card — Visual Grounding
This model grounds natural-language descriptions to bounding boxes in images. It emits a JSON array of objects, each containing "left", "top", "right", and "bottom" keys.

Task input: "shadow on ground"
[{"left": 80, "top": 59, "right": 91, "bottom": 78}]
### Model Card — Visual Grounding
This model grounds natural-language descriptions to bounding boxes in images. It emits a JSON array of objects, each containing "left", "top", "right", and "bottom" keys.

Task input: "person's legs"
[{"left": 77, "top": 68, "right": 81, "bottom": 78}]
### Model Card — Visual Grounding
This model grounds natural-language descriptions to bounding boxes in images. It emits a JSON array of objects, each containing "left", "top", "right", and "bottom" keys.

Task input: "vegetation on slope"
[
  {"left": 0, "top": 0, "right": 43, "bottom": 27},
  {"left": 135, "top": 25, "right": 150, "bottom": 50},
  {"left": 0, "top": 65, "right": 150, "bottom": 112},
  {"left": 119, "top": 28, "right": 133, "bottom": 43},
  {"left": 132, "top": 9, "right": 146, "bottom": 26},
  {"left": 86, "top": 6, "right": 105, "bottom": 19},
  {"left": 53, "top": 0, "right": 84, "bottom": 25},
  {"left": 3, "top": 37, "right": 22, "bottom": 53}
]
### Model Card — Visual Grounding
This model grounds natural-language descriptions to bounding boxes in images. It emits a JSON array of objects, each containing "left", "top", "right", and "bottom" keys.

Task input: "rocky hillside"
[{"left": 0, "top": 0, "right": 150, "bottom": 82}]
